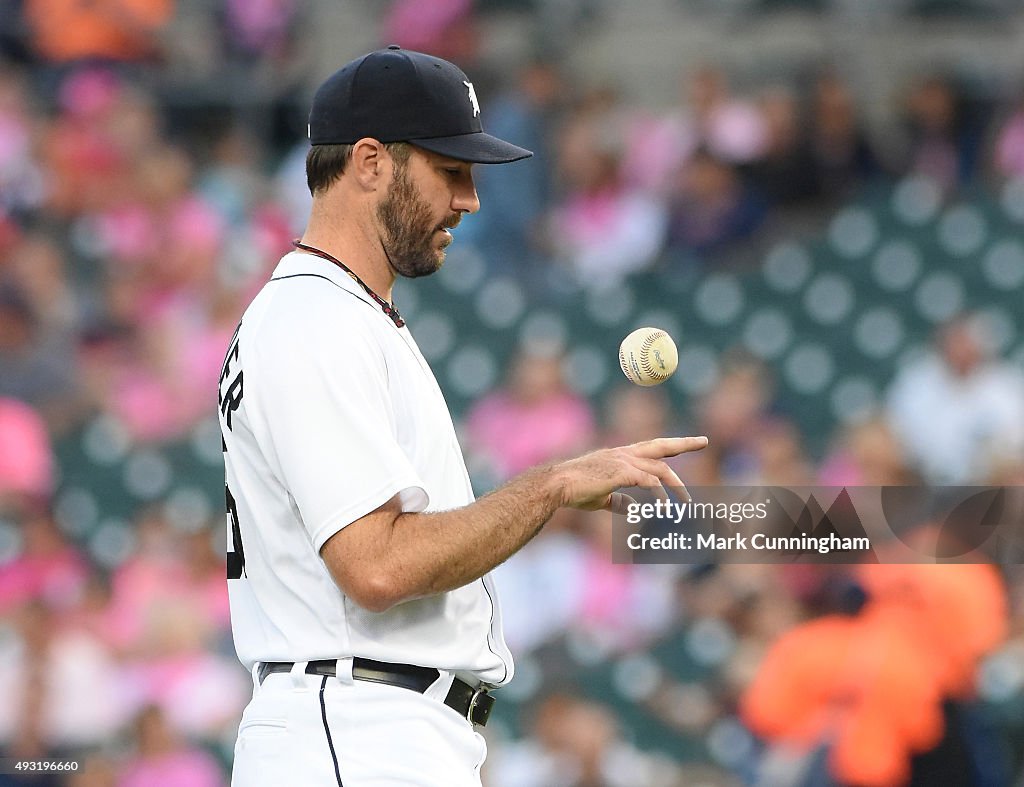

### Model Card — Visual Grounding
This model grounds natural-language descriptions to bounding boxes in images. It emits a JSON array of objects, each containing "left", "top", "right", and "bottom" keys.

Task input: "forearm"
[
  {"left": 322, "top": 437, "right": 708, "bottom": 611},
  {"left": 384, "top": 465, "right": 563, "bottom": 600}
]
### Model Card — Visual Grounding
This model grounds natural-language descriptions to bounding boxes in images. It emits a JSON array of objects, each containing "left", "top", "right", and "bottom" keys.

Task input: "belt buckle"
[{"left": 466, "top": 685, "right": 494, "bottom": 727}]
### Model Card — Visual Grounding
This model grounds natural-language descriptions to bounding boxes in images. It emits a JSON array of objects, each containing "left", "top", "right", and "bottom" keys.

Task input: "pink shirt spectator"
[
  {"left": 995, "top": 107, "right": 1024, "bottom": 179},
  {"left": 0, "top": 399, "right": 53, "bottom": 500},
  {"left": 118, "top": 749, "right": 225, "bottom": 787},
  {"left": 467, "top": 390, "right": 595, "bottom": 480},
  {"left": 0, "top": 547, "right": 88, "bottom": 613}
]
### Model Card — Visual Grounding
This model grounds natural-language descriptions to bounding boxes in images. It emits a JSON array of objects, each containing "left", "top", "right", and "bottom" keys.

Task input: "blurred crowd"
[{"left": 1, "top": 1, "right": 1024, "bottom": 785}]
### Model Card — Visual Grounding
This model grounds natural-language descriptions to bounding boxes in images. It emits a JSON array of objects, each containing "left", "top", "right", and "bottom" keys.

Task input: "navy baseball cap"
[{"left": 308, "top": 46, "right": 533, "bottom": 165}]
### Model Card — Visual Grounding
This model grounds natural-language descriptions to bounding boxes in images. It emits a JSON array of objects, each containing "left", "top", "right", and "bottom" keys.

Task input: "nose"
[{"left": 451, "top": 174, "right": 480, "bottom": 215}]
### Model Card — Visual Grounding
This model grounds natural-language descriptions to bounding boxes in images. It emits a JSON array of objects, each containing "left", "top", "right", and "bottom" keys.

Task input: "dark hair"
[{"left": 305, "top": 141, "right": 412, "bottom": 196}]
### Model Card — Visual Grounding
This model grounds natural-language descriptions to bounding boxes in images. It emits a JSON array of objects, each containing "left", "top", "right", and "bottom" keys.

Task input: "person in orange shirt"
[
  {"left": 741, "top": 562, "right": 1009, "bottom": 787},
  {"left": 25, "top": 0, "right": 173, "bottom": 64}
]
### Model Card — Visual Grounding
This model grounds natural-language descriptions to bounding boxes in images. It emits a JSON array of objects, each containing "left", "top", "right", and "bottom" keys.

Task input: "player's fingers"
[
  {"left": 633, "top": 456, "right": 685, "bottom": 489},
  {"left": 628, "top": 469, "right": 668, "bottom": 491},
  {"left": 632, "top": 456, "right": 693, "bottom": 504},
  {"left": 606, "top": 491, "right": 637, "bottom": 514},
  {"left": 629, "top": 436, "right": 709, "bottom": 459}
]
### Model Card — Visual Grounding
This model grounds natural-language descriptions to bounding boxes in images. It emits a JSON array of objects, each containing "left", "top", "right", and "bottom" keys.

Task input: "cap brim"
[{"left": 410, "top": 132, "right": 533, "bottom": 164}]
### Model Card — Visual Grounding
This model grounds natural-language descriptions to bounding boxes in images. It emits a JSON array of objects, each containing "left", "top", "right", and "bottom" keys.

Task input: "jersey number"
[
  {"left": 226, "top": 484, "right": 246, "bottom": 579},
  {"left": 221, "top": 323, "right": 247, "bottom": 580}
]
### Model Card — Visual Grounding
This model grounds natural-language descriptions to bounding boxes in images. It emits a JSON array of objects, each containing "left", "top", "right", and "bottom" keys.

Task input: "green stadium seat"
[
  {"left": 783, "top": 342, "right": 836, "bottom": 396},
  {"left": 436, "top": 245, "right": 486, "bottom": 294},
  {"left": 694, "top": 273, "right": 745, "bottom": 328},
  {"left": 562, "top": 345, "right": 612, "bottom": 398},
  {"left": 122, "top": 448, "right": 174, "bottom": 502},
  {"left": 999, "top": 177, "right": 1024, "bottom": 224},
  {"left": 163, "top": 486, "right": 216, "bottom": 533},
  {"left": 830, "top": 375, "right": 880, "bottom": 425},
  {"left": 81, "top": 415, "right": 132, "bottom": 466},
  {"left": 188, "top": 416, "right": 226, "bottom": 468},
  {"left": 741, "top": 308, "right": 794, "bottom": 361},
  {"left": 890, "top": 175, "right": 942, "bottom": 226},
  {"left": 0, "top": 521, "right": 19, "bottom": 563},
  {"left": 827, "top": 206, "right": 879, "bottom": 260},
  {"left": 913, "top": 271, "right": 966, "bottom": 324},
  {"left": 802, "top": 272, "right": 856, "bottom": 326},
  {"left": 474, "top": 277, "right": 527, "bottom": 331},
  {"left": 88, "top": 519, "right": 135, "bottom": 569},
  {"left": 937, "top": 203, "right": 989, "bottom": 259},
  {"left": 975, "top": 306, "right": 1018, "bottom": 356},
  {"left": 872, "top": 238, "right": 924, "bottom": 292},
  {"left": 853, "top": 306, "right": 906, "bottom": 360},
  {"left": 518, "top": 310, "right": 569, "bottom": 349},
  {"left": 672, "top": 344, "right": 719, "bottom": 396},
  {"left": 410, "top": 311, "right": 456, "bottom": 362},
  {"left": 584, "top": 283, "right": 638, "bottom": 327},
  {"left": 762, "top": 241, "right": 812, "bottom": 294},
  {"left": 444, "top": 345, "right": 499, "bottom": 400},
  {"left": 981, "top": 239, "right": 1024, "bottom": 291},
  {"left": 53, "top": 486, "right": 100, "bottom": 538}
]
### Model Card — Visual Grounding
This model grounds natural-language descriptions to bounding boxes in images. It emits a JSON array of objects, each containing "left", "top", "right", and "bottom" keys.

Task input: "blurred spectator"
[
  {"left": 466, "top": 341, "right": 595, "bottom": 483},
  {"left": 382, "top": 0, "right": 478, "bottom": 66},
  {"left": 39, "top": 68, "right": 146, "bottom": 218},
  {"left": 0, "top": 399, "right": 53, "bottom": 502},
  {"left": 991, "top": 92, "right": 1024, "bottom": 181},
  {"left": 818, "top": 416, "right": 918, "bottom": 486},
  {"left": 751, "top": 417, "right": 814, "bottom": 485},
  {"left": 487, "top": 692, "right": 688, "bottom": 787},
  {"left": 899, "top": 73, "right": 982, "bottom": 191},
  {"left": 571, "top": 510, "right": 677, "bottom": 652},
  {"left": 742, "top": 563, "right": 1009, "bottom": 787},
  {"left": 660, "top": 64, "right": 769, "bottom": 173},
  {"left": 107, "top": 509, "right": 206, "bottom": 651},
  {"left": 67, "top": 755, "right": 119, "bottom": 787},
  {"left": 0, "top": 66, "right": 45, "bottom": 218},
  {"left": 0, "top": 600, "right": 127, "bottom": 752},
  {"left": 465, "top": 58, "right": 565, "bottom": 282},
  {"left": 0, "top": 2, "right": 32, "bottom": 64},
  {"left": 197, "top": 125, "right": 269, "bottom": 228},
  {"left": 886, "top": 314, "right": 1024, "bottom": 485},
  {"left": 92, "top": 144, "right": 223, "bottom": 287},
  {"left": 491, "top": 510, "right": 590, "bottom": 654},
  {"left": 108, "top": 510, "right": 247, "bottom": 735},
  {"left": 6, "top": 234, "right": 78, "bottom": 337},
  {"left": 216, "top": 0, "right": 299, "bottom": 67},
  {"left": 665, "top": 148, "right": 765, "bottom": 260},
  {"left": 0, "top": 505, "right": 87, "bottom": 614},
  {"left": 117, "top": 705, "right": 224, "bottom": 787},
  {"left": 693, "top": 354, "right": 775, "bottom": 483},
  {"left": 273, "top": 139, "right": 311, "bottom": 235},
  {"left": 808, "top": 70, "right": 881, "bottom": 201},
  {"left": 23, "top": 0, "right": 174, "bottom": 65},
  {"left": 748, "top": 85, "right": 818, "bottom": 208},
  {"left": 0, "top": 285, "right": 80, "bottom": 426},
  {"left": 600, "top": 384, "right": 678, "bottom": 447},
  {"left": 549, "top": 95, "right": 668, "bottom": 287}
]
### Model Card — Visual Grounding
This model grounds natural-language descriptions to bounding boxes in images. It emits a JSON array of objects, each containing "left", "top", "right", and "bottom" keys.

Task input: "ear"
[{"left": 350, "top": 138, "right": 387, "bottom": 191}]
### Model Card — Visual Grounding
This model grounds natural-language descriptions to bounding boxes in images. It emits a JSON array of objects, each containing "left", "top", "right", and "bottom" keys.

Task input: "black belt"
[{"left": 257, "top": 657, "right": 495, "bottom": 727}]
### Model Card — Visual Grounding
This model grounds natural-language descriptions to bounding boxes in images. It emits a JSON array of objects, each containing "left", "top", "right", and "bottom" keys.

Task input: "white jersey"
[{"left": 218, "top": 250, "right": 513, "bottom": 686}]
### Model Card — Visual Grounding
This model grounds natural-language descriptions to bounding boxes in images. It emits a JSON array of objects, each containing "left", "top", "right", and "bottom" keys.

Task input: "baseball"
[{"left": 619, "top": 327, "right": 679, "bottom": 386}]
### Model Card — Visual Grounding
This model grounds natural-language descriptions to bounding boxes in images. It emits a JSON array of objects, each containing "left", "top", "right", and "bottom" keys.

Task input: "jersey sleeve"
[{"left": 249, "top": 292, "right": 429, "bottom": 551}]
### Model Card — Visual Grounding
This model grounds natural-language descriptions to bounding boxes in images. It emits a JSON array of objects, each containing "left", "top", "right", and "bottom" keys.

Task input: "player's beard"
[{"left": 376, "top": 159, "right": 459, "bottom": 279}]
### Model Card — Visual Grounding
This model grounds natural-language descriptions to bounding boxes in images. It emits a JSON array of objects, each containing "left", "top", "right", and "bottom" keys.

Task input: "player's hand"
[{"left": 552, "top": 436, "right": 708, "bottom": 514}]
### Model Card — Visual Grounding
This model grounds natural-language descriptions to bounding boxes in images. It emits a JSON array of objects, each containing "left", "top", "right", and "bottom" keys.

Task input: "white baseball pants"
[{"left": 231, "top": 661, "right": 488, "bottom": 786}]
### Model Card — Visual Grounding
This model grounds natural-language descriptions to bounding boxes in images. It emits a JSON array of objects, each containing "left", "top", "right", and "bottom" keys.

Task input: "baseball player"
[{"left": 218, "top": 46, "right": 708, "bottom": 786}]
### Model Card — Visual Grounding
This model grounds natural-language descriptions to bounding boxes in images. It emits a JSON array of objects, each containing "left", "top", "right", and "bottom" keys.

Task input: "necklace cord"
[{"left": 292, "top": 240, "right": 405, "bottom": 328}]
